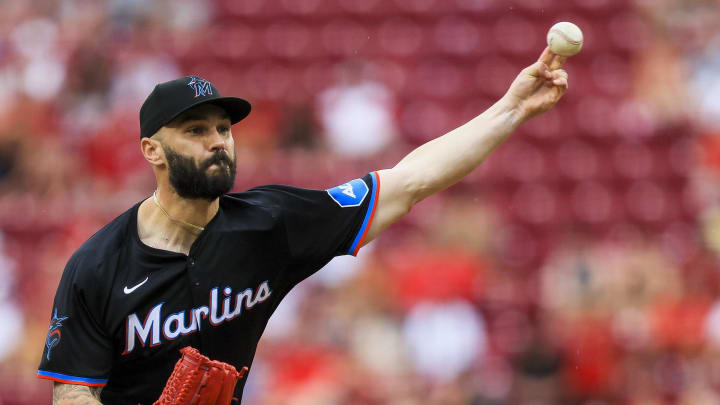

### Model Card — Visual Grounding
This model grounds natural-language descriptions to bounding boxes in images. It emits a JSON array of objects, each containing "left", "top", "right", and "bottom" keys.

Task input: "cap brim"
[
  {"left": 163, "top": 96, "right": 252, "bottom": 129},
  {"left": 206, "top": 97, "right": 252, "bottom": 124}
]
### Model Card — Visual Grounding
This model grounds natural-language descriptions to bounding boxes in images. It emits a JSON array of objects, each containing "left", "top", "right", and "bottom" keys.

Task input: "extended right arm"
[
  {"left": 53, "top": 383, "right": 103, "bottom": 405},
  {"left": 360, "top": 47, "right": 569, "bottom": 244}
]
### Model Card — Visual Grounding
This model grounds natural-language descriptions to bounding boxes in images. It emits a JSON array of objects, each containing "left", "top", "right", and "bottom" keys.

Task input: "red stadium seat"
[
  {"left": 667, "top": 138, "right": 694, "bottom": 177},
  {"left": 301, "top": 62, "right": 336, "bottom": 95},
  {"left": 556, "top": 140, "right": 600, "bottom": 181},
  {"left": 433, "top": 16, "right": 485, "bottom": 57},
  {"left": 372, "top": 60, "right": 410, "bottom": 93},
  {"left": 279, "top": 0, "right": 323, "bottom": 15},
  {"left": 321, "top": 19, "right": 371, "bottom": 56},
  {"left": 474, "top": 55, "right": 518, "bottom": 98},
  {"left": 608, "top": 13, "right": 652, "bottom": 52},
  {"left": 613, "top": 143, "right": 654, "bottom": 180},
  {"left": 492, "top": 16, "right": 541, "bottom": 57},
  {"left": 244, "top": 62, "right": 294, "bottom": 101},
  {"left": 613, "top": 100, "right": 657, "bottom": 140},
  {"left": 681, "top": 183, "right": 701, "bottom": 219},
  {"left": 203, "top": 24, "right": 265, "bottom": 61},
  {"left": 399, "top": 100, "right": 452, "bottom": 143},
  {"left": 494, "top": 224, "right": 540, "bottom": 269},
  {"left": 562, "top": 65, "right": 593, "bottom": 97},
  {"left": 394, "top": 0, "right": 451, "bottom": 14},
  {"left": 338, "top": 0, "right": 396, "bottom": 15},
  {"left": 624, "top": 181, "right": 670, "bottom": 223},
  {"left": 499, "top": 141, "right": 546, "bottom": 182},
  {"left": 591, "top": 53, "right": 632, "bottom": 97},
  {"left": 575, "top": 96, "right": 617, "bottom": 138},
  {"left": 455, "top": 0, "right": 500, "bottom": 14},
  {"left": 410, "top": 61, "right": 464, "bottom": 98},
  {"left": 515, "top": 0, "right": 560, "bottom": 12},
  {"left": 263, "top": 22, "right": 313, "bottom": 59},
  {"left": 573, "top": 0, "right": 625, "bottom": 13},
  {"left": 511, "top": 183, "right": 559, "bottom": 225},
  {"left": 222, "top": 0, "right": 268, "bottom": 17},
  {"left": 524, "top": 109, "right": 564, "bottom": 141},
  {"left": 570, "top": 181, "right": 616, "bottom": 224},
  {"left": 378, "top": 18, "right": 425, "bottom": 58}
]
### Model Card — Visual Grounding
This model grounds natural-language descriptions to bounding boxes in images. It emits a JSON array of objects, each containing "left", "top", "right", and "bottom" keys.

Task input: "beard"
[{"left": 162, "top": 144, "right": 237, "bottom": 201}]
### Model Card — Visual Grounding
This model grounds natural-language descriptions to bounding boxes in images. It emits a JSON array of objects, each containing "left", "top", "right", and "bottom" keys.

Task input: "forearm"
[
  {"left": 362, "top": 49, "right": 568, "bottom": 245},
  {"left": 395, "top": 96, "right": 523, "bottom": 204},
  {"left": 53, "top": 383, "right": 103, "bottom": 405}
]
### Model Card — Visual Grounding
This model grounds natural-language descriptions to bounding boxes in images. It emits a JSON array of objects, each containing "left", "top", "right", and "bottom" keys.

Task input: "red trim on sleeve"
[{"left": 352, "top": 171, "right": 381, "bottom": 256}]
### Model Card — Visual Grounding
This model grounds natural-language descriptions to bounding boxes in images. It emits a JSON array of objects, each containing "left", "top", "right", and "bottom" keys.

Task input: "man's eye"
[
  {"left": 218, "top": 126, "right": 230, "bottom": 134},
  {"left": 187, "top": 127, "right": 205, "bottom": 135}
]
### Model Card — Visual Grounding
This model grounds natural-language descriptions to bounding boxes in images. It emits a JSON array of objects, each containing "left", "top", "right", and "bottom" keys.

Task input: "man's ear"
[{"left": 141, "top": 135, "right": 166, "bottom": 167}]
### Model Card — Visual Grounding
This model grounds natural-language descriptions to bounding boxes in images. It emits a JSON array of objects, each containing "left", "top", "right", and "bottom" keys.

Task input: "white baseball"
[{"left": 547, "top": 22, "right": 583, "bottom": 57}]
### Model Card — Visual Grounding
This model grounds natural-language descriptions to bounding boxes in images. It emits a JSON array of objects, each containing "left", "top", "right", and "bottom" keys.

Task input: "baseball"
[{"left": 547, "top": 22, "right": 583, "bottom": 57}]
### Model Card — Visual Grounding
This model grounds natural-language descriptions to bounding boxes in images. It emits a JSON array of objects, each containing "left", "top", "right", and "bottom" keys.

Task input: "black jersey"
[{"left": 37, "top": 173, "right": 379, "bottom": 404}]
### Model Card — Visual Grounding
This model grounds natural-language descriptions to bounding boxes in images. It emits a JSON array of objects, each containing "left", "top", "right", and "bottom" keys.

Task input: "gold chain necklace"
[{"left": 152, "top": 191, "right": 205, "bottom": 232}]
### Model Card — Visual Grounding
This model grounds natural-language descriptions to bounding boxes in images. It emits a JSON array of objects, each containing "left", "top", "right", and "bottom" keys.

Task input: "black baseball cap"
[{"left": 139, "top": 76, "right": 251, "bottom": 139}]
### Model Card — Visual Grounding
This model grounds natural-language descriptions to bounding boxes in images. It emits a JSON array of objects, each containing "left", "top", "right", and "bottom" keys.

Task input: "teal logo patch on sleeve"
[{"left": 326, "top": 179, "right": 369, "bottom": 207}]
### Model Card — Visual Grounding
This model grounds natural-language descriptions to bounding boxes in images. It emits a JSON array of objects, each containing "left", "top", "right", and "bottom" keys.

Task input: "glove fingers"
[
  {"left": 205, "top": 361, "right": 240, "bottom": 405},
  {"left": 192, "top": 368, "right": 222, "bottom": 405},
  {"left": 155, "top": 346, "right": 247, "bottom": 405}
]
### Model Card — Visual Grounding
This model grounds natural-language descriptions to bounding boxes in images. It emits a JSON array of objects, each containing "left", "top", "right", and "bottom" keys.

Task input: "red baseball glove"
[{"left": 154, "top": 346, "right": 249, "bottom": 405}]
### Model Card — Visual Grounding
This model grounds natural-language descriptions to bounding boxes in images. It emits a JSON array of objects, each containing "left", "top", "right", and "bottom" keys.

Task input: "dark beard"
[{"left": 162, "top": 144, "right": 237, "bottom": 201}]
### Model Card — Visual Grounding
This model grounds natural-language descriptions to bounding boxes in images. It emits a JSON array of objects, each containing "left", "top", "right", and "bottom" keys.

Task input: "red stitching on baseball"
[{"left": 549, "top": 28, "right": 582, "bottom": 45}]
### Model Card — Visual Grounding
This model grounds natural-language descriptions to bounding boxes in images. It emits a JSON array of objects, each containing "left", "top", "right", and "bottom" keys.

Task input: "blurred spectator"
[
  {"left": 277, "top": 101, "right": 320, "bottom": 150},
  {"left": 317, "top": 60, "right": 398, "bottom": 160},
  {"left": 0, "top": 232, "right": 23, "bottom": 363},
  {"left": 510, "top": 321, "right": 564, "bottom": 405},
  {"left": 403, "top": 299, "right": 488, "bottom": 382}
]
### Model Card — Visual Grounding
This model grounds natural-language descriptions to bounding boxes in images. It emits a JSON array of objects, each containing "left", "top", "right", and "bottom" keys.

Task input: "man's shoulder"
[
  {"left": 222, "top": 185, "right": 310, "bottom": 212},
  {"left": 218, "top": 186, "right": 324, "bottom": 232},
  {"left": 67, "top": 204, "right": 137, "bottom": 277},
  {"left": 217, "top": 188, "right": 286, "bottom": 227}
]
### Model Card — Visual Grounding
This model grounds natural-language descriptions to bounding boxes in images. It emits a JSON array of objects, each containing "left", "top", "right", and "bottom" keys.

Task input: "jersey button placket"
[{"left": 188, "top": 257, "right": 200, "bottom": 287}]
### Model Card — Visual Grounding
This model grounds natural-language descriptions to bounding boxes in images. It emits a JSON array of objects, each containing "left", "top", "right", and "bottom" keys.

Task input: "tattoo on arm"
[{"left": 53, "top": 383, "right": 103, "bottom": 405}]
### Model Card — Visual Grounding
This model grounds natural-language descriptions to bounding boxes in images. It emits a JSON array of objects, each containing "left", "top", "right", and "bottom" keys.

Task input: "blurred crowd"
[{"left": 2, "top": 0, "right": 720, "bottom": 404}]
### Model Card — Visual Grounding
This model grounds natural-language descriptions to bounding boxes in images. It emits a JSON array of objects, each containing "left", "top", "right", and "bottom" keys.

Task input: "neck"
[
  {"left": 154, "top": 188, "right": 219, "bottom": 229},
  {"left": 137, "top": 187, "right": 220, "bottom": 255}
]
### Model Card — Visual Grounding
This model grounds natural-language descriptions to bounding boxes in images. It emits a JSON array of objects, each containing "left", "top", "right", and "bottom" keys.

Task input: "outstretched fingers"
[
  {"left": 550, "top": 54, "right": 568, "bottom": 70},
  {"left": 538, "top": 46, "right": 554, "bottom": 65},
  {"left": 538, "top": 46, "right": 568, "bottom": 71}
]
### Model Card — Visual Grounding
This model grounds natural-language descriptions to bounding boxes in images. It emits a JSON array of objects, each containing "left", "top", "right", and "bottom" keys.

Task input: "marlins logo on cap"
[{"left": 188, "top": 76, "right": 213, "bottom": 98}]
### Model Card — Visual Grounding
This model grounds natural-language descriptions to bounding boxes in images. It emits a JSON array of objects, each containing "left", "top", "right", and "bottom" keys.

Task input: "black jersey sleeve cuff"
[{"left": 346, "top": 171, "right": 380, "bottom": 256}]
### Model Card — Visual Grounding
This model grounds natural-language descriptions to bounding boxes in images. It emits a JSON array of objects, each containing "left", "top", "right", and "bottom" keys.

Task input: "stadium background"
[{"left": 1, "top": 0, "right": 720, "bottom": 404}]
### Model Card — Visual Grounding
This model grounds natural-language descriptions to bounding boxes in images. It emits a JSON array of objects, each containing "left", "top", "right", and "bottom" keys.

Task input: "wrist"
[{"left": 495, "top": 95, "right": 528, "bottom": 129}]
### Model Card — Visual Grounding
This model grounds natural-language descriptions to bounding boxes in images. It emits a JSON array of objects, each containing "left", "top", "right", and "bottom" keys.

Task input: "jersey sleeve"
[
  {"left": 37, "top": 252, "right": 114, "bottom": 387},
  {"left": 252, "top": 172, "right": 379, "bottom": 264}
]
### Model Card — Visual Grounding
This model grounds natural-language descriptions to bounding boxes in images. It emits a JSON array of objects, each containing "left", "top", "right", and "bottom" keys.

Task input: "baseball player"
[{"left": 38, "top": 47, "right": 569, "bottom": 404}]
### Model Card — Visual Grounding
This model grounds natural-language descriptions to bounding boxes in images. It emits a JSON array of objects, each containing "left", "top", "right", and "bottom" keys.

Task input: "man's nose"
[{"left": 208, "top": 129, "right": 227, "bottom": 152}]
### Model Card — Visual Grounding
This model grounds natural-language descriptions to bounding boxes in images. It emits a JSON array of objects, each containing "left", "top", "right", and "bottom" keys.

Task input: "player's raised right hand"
[{"left": 502, "top": 47, "right": 569, "bottom": 123}]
